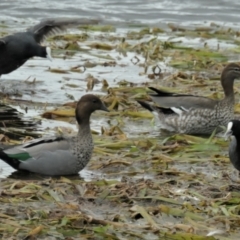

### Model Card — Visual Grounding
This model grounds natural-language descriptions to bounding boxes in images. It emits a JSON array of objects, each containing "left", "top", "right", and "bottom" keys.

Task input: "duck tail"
[
  {"left": 0, "top": 151, "right": 21, "bottom": 170},
  {"left": 148, "top": 87, "right": 173, "bottom": 96},
  {"left": 137, "top": 100, "right": 154, "bottom": 112},
  {"left": 137, "top": 100, "right": 175, "bottom": 115}
]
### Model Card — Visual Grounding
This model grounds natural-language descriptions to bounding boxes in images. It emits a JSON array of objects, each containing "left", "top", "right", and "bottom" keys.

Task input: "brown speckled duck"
[
  {"left": 0, "top": 94, "right": 109, "bottom": 176},
  {"left": 138, "top": 63, "right": 240, "bottom": 135}
]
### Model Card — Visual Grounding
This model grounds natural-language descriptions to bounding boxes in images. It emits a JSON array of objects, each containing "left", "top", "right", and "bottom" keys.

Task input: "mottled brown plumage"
[{"left": 138, "top": 63, "right": 240, "bottom": 135}]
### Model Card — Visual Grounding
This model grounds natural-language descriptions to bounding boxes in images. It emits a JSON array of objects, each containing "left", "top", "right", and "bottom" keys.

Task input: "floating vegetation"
[
  {"left": 1, "top": 22, "right": 240, "bottom": 239},
  {"left": 78, "top": 24, "right": 116, "bottom": 32}
]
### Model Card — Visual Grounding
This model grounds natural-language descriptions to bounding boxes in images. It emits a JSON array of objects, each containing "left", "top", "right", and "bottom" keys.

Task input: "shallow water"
[
  {"left": 1, "top": 0, "right": 240, "bottom": 26},
  {"left": 0, "top": 0, "right": 239, "bottom": 178}
]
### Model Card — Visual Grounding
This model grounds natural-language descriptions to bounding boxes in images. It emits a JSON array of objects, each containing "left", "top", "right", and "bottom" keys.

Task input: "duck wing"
[
  {"left": 0, "top": 136, "right": 76, "bottom": 175},
  {"left": 27, "top": 18, "right": 100, "bottom": 43},
  {"left": 149, "top": 87, "right": 217, "bottom": 110},
  {"left": 3, "top": 135, "right": 69, "bottom": 160}
]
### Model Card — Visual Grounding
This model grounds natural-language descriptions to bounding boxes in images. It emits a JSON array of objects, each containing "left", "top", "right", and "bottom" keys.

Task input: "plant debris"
[{"left": 1, "top": 22, "right": 240, "bottom": 239}]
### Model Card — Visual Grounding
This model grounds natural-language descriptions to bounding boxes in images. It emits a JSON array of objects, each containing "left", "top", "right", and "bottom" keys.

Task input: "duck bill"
[
  {"left": 46, "top": 47, "right": 53, "bottom": 61},
  {"left": 101, "top": 103, "right": 109, "bottom": 112}
]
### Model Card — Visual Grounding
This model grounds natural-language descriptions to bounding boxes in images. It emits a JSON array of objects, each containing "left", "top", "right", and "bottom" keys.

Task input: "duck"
[
  {"left": 137, "top": 63, "right": 240, "bottom": 135},
  {"left": 0, "top": 94, "right": 109, "bottom": 176},
  {"left": 0, "top": 18, "right": 99, "bottom": 76},
  {"left": 224, "top": 120, "right": 240, "bottom": 171}
]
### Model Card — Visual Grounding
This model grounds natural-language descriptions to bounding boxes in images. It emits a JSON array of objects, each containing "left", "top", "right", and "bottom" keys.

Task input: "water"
[
  {"left": 1, "top": 0, "right": 240, "bottom": 26},
  {"left": 0, "top": 0, "right": 239, "bottom": 178}
]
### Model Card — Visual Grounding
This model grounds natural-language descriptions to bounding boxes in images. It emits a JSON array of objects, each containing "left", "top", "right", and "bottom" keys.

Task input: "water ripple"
[{"left": 1, "top": 0, "right": 240, "bottom": 26}]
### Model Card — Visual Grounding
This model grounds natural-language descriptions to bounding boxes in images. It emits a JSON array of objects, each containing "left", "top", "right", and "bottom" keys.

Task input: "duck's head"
[
  {"left": 221, "top": 63, "right": 240, "bottom": 97},
  {"left": 75, "top": 94, "right": 109, "bottom": 125},
  {"left": 222, "top": 63, "right": 240, "bottom": 80}
]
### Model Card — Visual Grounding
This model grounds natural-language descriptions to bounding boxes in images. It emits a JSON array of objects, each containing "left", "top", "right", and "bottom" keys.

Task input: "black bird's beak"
[
  {"left": 224, "top": 128, "right": 232, "bottom": 141},
  {"left": 46, "top": 47, "right": 53, "bottom": 61}
]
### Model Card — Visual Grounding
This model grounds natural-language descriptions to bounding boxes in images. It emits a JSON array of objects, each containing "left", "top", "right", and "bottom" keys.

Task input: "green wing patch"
[{"left": 8, "top": 152, "right": 31, "bottom": 161}]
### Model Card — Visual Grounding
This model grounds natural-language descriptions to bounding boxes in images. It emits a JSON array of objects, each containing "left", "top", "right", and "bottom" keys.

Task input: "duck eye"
[
  {"left": 92, "top": 99, "right": 97, "bottom": 103},
  {"left": 234, "top": 67, "right": 240, "bottom": 72}
]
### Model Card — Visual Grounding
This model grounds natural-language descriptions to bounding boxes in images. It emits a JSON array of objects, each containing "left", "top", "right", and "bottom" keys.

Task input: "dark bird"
[
  {"left": 0, "top": 18, "right": 99, "bottom": 76},
  {"left": 137, "top": 63, "right": 240, "bottom": 135},
  {"left": 224, "top": 120, "right": 240, "bottom": 172}
]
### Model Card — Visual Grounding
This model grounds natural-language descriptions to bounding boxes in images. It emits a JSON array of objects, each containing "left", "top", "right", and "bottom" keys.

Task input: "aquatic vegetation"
[{"left": 1, "top": 22, "right": 240, "bottom": 239}]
